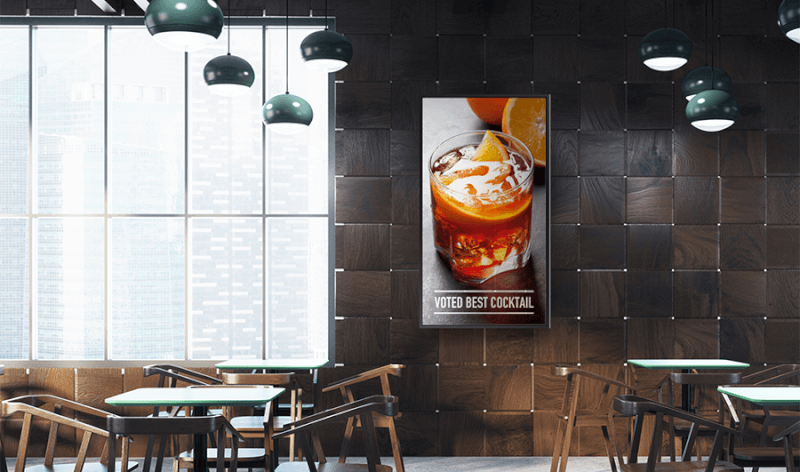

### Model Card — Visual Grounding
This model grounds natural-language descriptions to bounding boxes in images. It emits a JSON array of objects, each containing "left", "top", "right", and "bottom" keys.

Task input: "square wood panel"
[
  {"left": 533, "top": 36, "right": 578, "bottom": 82},
  {"left": 579, "top": 320, "right": 625, "bottom": 363},
  {"left": 580, "top": 225, "right": 626, "bottom": 269},
  {"left": 391, "top": 81, "right": 437, "bottom": 131},
  {"left": 673, "top": 225, "right": 719, "bottom": 269},
  {"left": 626, "top": 271, "right": 673, "bottom": 318},
  {"left": 552, "top": 177, "right": 580, "bottom": 224},
  {"left": 486, "top": 330, "right": 533, "bottom": 365},
  {"left": 335, "top": 317, "right": 391, "bottom": 365},
  {"left": 390, "top": 0, "right": 437, "bottom": 35},
  {"left": 485, "top": 413, "right": 533, "bottom": 456},
  {"left": 627, "top": 318, "right": 674, "bottom": 359},
  {"left": 720, "top": 130, "right": 765, "bottom": 176},
  {"left": 392, "top": 176, "right": 420, "bottom": 225},
  {"left": 674, "top": 271, "right": 720, "bottom": 319},
  {"left": 336, "top": 82, "right": 392, "bottom": 129},
  {"left": 767, "top": 226, "right": 800, "bottom": 269},
  {"left": 391, "top": 270, "right": 420, "bottom": 319},
  {"left": 391, "top": 319, "right": 438, "bottom": 364},
  {"left": 720, "top": 177, "right": 766, "bottom": 224},
  {"left": 674, "top": 177, "right": 720, "bottom": 224},
  {"left": 338, "top": 34, "right": 390, "bottom": 82},
  {"left": 336, "top": 129, "right": 391, "bottom": 176},
  {"left": 552, "top": 224, "right": 579, "bottom": 270},
  {"left": 720, "top": 318, "right": 766, "bottom": 364},
  {"left": 580, "top": 270, "right": 624, "bottom": 318},
  {"left": 533, "top": 317, "right": 580, "bottom": 364},
  {"left": 765, "top": 320, "right": 800, "bottom": 363},
  {"left": 627, "top": 225, "right": 672, "bottom": 270},
  {"left": 438, "top": 411, "right": 485, "bottom": 456},
  {"left": 766, "top": 132, "right": 800, "bottom": 176},
  {"left": 673, "top": 129, "right": 719, "bottom": 176},
  {"left": 336, "top": 271, "right": 391, "bottom": 317},
  {"left": 580, "top": 82, "right": 626, "bottom": 131},
  {"left": 390, "top": 35, "right": 438, "bottom": 81},
  {"left": 439, "top": 329, "right": 483, "bottom": 365},
  {"left": 551, "top": 130, "right": 579, "bottom": 176},
  {"left": 391, "top": 224, "right": 420, "bottom": 269},
  {"left": 533, "top": 82, "right": 581, "bottom": 130},
  {"left": 438, "top": 35, "right": 485, "bottom": 82},
  {"left": 532, "top": 0, "right": 580, "bottom": 34},
  {"left": 336, "top": 177, "right": 392, "bottom": 223},
  {"left": 626, "top": 130, "right": 672, "bottom": 177},
  {"left": 578, "top": 38, "right": 625, "bottom": 82},
  {"left": 626, "top": 83, "right": 673, "bottom": 129},
  {"left": 626, "top": 178, "right": 673, "bottom": 224},
  {"left": 767, "top": 270, "right": 800, "bottom": 319},
  {"left": 579, "top": 131, "right": 625, "bottom": 175},
  {"left": 580, "top": 177, "right": 625, "bottom": 224},
  {"left": 391, "top": 130, "right": 422, "bottom": 176},
  {"left": 719, "top": 224, "right": 766, "bottom": 270},
  {"left": 720, "top": 271, "right": 767, "bottom": 318},
  {"left": 550, "top": 270, "right": 581, "bottom": 318},
  {"left": 485, "top": 37, "right": 533, "bottom": 82},
  {"left": 336, "top": 224, "right": 390, "bottom": 270},
  {"left": 729, "top": 83, "right": 767, "bottom": 131},
  {"left": 673, "top": 320, "right": 720, "bottom": 358},
  {"left": 768, "top": 83, "right": 800, "bottom": 131}
]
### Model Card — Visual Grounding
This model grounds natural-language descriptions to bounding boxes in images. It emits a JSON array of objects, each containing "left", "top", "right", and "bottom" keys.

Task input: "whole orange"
[{"left": 466, "top": 97, "right": 509, "bottom": 126}]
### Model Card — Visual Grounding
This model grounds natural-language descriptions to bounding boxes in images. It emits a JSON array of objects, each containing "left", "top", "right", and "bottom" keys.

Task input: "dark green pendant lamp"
[
  {"left": 680, "top": 66, "right": 732, "bottom": 101},
  {"left": 145, "top": 0, "right": 223, "bottom": 52},
  {"left": 299, "top": 0, "right": 352, "bottom": 73},
  {"left": 204, "top": 3, "right": 255, "bottom": 96},
  {"left": 778, "top": 0, "right": 800, "bottom": 43},
  {"left": 639, "top": 27, "right": 693, "bottom": 71},
  {"left": 263, "top": 0, "right": 313, "bottom": 133}
]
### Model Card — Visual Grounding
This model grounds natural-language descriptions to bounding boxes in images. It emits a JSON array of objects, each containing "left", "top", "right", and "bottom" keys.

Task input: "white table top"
[
  {"left": 718, "top": 386, "right": 800, "bottom": 405},
  {"left": 628, "top": 359, "right": 750, "bottom": 369}
]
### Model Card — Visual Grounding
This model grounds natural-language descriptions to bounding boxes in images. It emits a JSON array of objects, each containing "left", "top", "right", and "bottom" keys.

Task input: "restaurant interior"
[{"left": 2, "top": 0, "right": 800, "bottom": 471}]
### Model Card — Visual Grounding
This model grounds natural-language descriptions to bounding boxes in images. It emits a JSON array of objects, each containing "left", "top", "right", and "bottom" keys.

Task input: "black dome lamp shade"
[
  {"left": 144, "top": 0, "right": 224, "bottom": 52},
  {"left": 300, "top": 29, "right": 353, "bottom": 73},
  {"left": 203, "top": 3, "right": 255, "bottom": 96},
  {"left": 639, "top": 27, "right": 693, "bottom": 71},
  {"left": 262, "top": 0, "right": 313, "bottom": 133},
  {"left": 680, "top": 66, "right": 732, "bottom": 101},
  {"left": 686, "top": 89, "right": 739, "bottom": 132},
  {"left": 779, "top": 0, "right": 800, "bottom": 43}
]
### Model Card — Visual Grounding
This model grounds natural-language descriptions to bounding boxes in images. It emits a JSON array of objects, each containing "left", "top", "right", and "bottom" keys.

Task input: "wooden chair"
[
  {"left": 1, "top": 394, "right": 138, "bottom": 472},
  {"left": 735, "top": 364, "right": 800, "bottom": 448},
  {"left": 220, "top": 372, "right": 303, "bottom": 462},
  {"left": 550, "top": 365, "right": 636, "bottom": 472},
  {"left": 321, "top": 365, "right": 404, "bottom": 472},
  {"left": 106, "top": 415, "right": 244, "bottom": 472},
  {"left": 272, "top": 395, "right": 398, "bottom": 472},
  {"left": 613, "top": 394, "right": 745, "bottom": 472},
  {"left": 654, "top": 370, "right": 741, "bottom": 461},
  {"left": 772, "top": 417, "right": 800, "bottom": 472}
]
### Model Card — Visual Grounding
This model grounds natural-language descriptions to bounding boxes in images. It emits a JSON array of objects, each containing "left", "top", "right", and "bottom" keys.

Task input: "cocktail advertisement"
[{"left": 421, "top": 96, "right": 550, "bottom": 328}]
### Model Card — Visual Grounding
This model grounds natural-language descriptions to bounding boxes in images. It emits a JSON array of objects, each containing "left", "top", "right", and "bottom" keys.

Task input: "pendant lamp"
[
  {"left": 300, "top": 0, "right": 352, "bottom": 73},
  {"left": 203, "top": 4, "right": 255, "bottom": 96},
  {"left": 262, "top": 0, "right": 313, "bottom": 133},
  {"left": 778, "top": 0, "right": 800, "bottom": 43},
  {"left": 639, "top": 28, "right": 693, "bottom": 71},
  {"left": 145, "top": 0, "right": 224, "bottom": 52},
  {"left": 680, "top": 66, "right": 732, "bottom": 101}
]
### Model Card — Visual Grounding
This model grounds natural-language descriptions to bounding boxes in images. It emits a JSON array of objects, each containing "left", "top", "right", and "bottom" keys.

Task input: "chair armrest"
[
  {"left": 322, "top": 365, "right": 404, "bottom": 392},
  {"left": 614, "top": 395, "right": 747, "bottom": 437},
  {"left": 3, "top": 398, "right": 111, "bottom": 437},
  {"left": 143, "top": 364, "right": 221, "bottom": 385},
  {"left": 552, "top": 365, "right": 637, "bottom": 393},
  {"left": 273, "top": 395, "right": 398, "bottom": 439},
  {"left": 287, "top": 395, "right": 392, "bottom": 428},
  {"left": 773, "top": 418, "right": 800, "bottom": 442}
]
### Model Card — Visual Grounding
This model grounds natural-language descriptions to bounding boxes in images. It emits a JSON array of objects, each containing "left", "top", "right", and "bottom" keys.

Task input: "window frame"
[{"left": 0, "top": 15, "right": 336, "bottom": 368}]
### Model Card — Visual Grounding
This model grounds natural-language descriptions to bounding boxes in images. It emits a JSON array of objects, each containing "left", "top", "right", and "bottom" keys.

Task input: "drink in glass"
[{"left": 428, "top": 130, "right": 533, "bottom": 285}]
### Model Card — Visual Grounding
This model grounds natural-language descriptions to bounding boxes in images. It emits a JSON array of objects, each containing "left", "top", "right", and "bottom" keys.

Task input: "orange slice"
[
  {"left": 466, "top": 97, "right": 509, "bottom": 126},
  {"left": 473, "top": 130, "right": 509, "bottom": 162},
  {"left": 501, "top": 97, "right": 547, "bottom": 167}
]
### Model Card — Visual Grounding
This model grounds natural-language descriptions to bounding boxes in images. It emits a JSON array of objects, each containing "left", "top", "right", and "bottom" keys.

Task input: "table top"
[
  {"left": 105, "top": 386, "right": 285, "bottom": 407},
  {"left": 718, "top": 386, "right": 800, "bottom": 405},
  {"left": 215, "top": 358, "right": 328, "bottom": 370},
  {"left": 628, "top": 359, "right": 750, "bottom": 369}
]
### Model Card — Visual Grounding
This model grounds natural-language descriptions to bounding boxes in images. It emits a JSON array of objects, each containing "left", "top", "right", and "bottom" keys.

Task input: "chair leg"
[
  {"left": 550, "top": 420, "right": 566, "bottom": 472},
  {"left": 338, "top": 417, "right": 356, "bottom": 464},
  {"left": 601, "top": 424, "right": 618, "bottom": 472},
  {"left": 386, "top": 418, "right": 405, "bottom": 472},
  {"left": 558, "top": 418, "right": 576, "bottom": 472}
]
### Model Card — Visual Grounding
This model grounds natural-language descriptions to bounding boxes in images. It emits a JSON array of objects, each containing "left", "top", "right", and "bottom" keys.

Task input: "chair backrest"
[
  {"left": 143, "top": 364, "right": 222, "bottom": 388},
  {"left": 666, "top": 370, "right": 741, "bottom": 412},
  {"left": 273, "top": 395, "right": 398, "bottom": 472},
  {"left": 106, "top": 415, "right": 236, "bottom": 472},
  {"left": 222, "top": 372, "right": 295, "bottom": 388},
  {"left": 1, "top": 394, "right": 128, "bottom": 472},
  {"left": 743, "top": 364, "right": 800, "bottom": 386},
  {"left": 322, "top": 364, "right": 404, "bottom": 403},
  {"left": 552, "top": 365, "right": 636, "bottom": 416}
]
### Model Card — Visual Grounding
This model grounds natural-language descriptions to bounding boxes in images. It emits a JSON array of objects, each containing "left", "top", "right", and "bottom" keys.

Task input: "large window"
[{"left": 0, "top": 18, "right": 333, "bottom": 364}]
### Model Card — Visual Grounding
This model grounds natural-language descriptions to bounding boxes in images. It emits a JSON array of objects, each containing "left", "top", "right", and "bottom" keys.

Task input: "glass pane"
[
  {"left": 265, "top": 217, "right": 328, "bottom": 359},
  {"left": 108, "top": 27, "right": 185, "bottom": 214},
  {"left": 35, "top": 218, "right": 104, "bottom": 359},
  {"left": 0, "top": 27, "right": 30, "bottom": 214},
  {"left": 189, "top": 28, "right": 264, "bottom": 215},
  {"left": 35, "top": 27, "right": 104, "bottom": 215},
  {"left": 0, "top": 218, "right": 30, "bottom": 359},
  {"left": 110, "top": 217, "right": 185, "bottom": 360},
  {"left": 189, "top": 217, "right": 263, "bottom": 359},
  {"left": 264, "top": 28, "right": 328, "bottom": 214}
]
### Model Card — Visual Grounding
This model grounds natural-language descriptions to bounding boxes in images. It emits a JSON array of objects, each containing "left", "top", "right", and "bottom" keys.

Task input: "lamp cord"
[
  {"left": 227, "top": 0, "right": 231, "bottom": 55},
  {"left": 664, "top": 0, "right": 667, "bottom": 28},
  {"left": 285, "top": 0, "right": 289, "bottom": 94},
  {"left": 324, "top": 0, "right": 329, "bottom": 30}
]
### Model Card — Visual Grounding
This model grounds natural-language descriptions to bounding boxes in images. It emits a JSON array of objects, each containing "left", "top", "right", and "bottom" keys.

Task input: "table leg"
[
  {"left": 681, "top": 369, "right": 692, "bottom": 412},
  {"left": 192, "top": 406, "right": 208, "bottom": 472}
]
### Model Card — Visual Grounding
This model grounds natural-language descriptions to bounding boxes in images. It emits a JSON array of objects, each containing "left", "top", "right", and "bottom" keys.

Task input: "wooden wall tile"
[
  {"left": 580, "top": 270, "right": 624, "bottom": 319},
  {"left": 391, "top": 0, "right": 437, "bottom": 36},
  {"left": 336, "top": 82, "right": 392, "bottom": 129},
  {"left": 532, "top": 0, "right": 580, "bottom": 34},
  {"left": 337, "top": 224, "right": 390, "bottom": 270},
  {"left": 534, "top": 82, "right": 581, "bottom": 129},
  {"left": 392, "top": 176, "right": 420, "bottom": 225},
  {"left": 533, "top": 409, "right": 571, "bottom": 456},
  {"left": 580, "top": 320, "right": 625, "bottom": 363},
  {"left": 579, "top": 225, "right": 626, "bottom": 269},
  {"left": 532, "top": 364, "right": 566, "bottom": 411},
  {"left": 439, "top": 329, "right": 483, "bottom": 366},
  {"left": 721, "top": 178, "right": 766, "bottom": 224},
  {"left": 391, "top": 130, "right": 422, "bottom": 176},
  {"left": 719, "top": 224, "right": 766, "bottom": 270},
  {"left": 29, "top": 368, "right": 74, "bottom": 400},
  {"left": 439, "top": 411, "right": 485, "bottom": 456},
  {"left": 485, "top": 37, "right": 533, "bottom": 82},
  {"left": 720, "top": 36, "right": 765, "bottom": 84},
  {"left": 764, "top": 37, "right": 800, "bottom": 82},
  {"left": 551, "top": 177, "right": 580, "bottom": 224},
  {"left": 720, "top": 318, "right": 766, "bottom": 364},
  {"left": 487, "top": 366, "right": 532, "bottom": 411},
  {"left": 550, "top": 270, "right": 581, "bottom": 318},
  {"left": 626, "top": 271, "right": 673, "bottom": 318},
  {"left": 767, "top": 270, "right": 800, "bottom": 319},
  {"left": 730, "top": 83, "right": 766, "bottom": 130},
  {"left": 765, "top": 320, "right": 800, "bottom": 362},
  {"left": 534, "top": 36, "right": 578, "bottom": 82},
  {"left": 394, "top": 364, "right": 438, "bottom": 412},
  {"left": 674, "top": 129, "right": 719, "bottom": 175},
  {"left": 0, "top": 368, "right": 30, "bottom": 400},
  {"left": 766, "top": 133, "right": 800, "bottom": 176},
  {"left": 533, "top": 317, "right": 580, "bottom": 363},
  {"left": 395, "top": 412, "right": 440, "bottom": 455},
  {"left": 485, "top": 81, "right": 534, "bottom": 95},
  {"left": 336, "top": 271, "right": 391, "bottom": 317},
  {"left": 334, "top": 0, "right": 392, "bottom": 34},
  {"left": 626, "top": 83, "right": 673, "bottom": 129},
  {"left": 578, "top": 39, "right": 625, "bottom": 82},
  {"left": 336, "top": 129, "right": 390, "bottom": 176},
  {"left": 674, "top": 177, "right": 720, "bottom": 224},
  {"left": 720, "top": 130, "right": 765, "bottom": 176},
  {"left": 767, "top": 226, "right": 800, "bottom": 269},
  {"left": 75, "top": 368, "right": 122, "bottom": 411},
  {"left": 624, "top": 0, "right": 665, "bottom": 35},
  {"left": 580, "top": 82, "right": 626, "bottom": 131},
  {"left": 338, "top": 35, "right": 390, "bottom": 82},
  {"left": 767, "top": 83, "right": 800, "bottom": 131},
  {"left": 552, "top": 224, "right": 579, "bottom": 269},
  {"left": 579, "top": 0, "right": 624, "bottom": 38},
  {"left": 391, "top": 270, "right": 420, "bottom": 319},
  {"left": 439, "top": 366, "right": 487, "bottom": 410},
  {"left": 391, "top": 319, "right": 438, "bottom": 363},
  {"left": 579, "top": 131, "right": 625, "bottom": 175},
  {"left": 626, "top": 178, "right": 673, "bottom": 224},
  {"left": 674, "top": 271, "right": 720, "bottom": 319},
  {"left": 673, "top": 225, "right": 719, "bottom": 269},
  {"left": 438, "top": 36, "right": 485, "bottom": 81},
  {"left": 390, "top": 36, "right": 438, "bottom": 81},
  {"left": 720, "top": 271, "right": 767, "bottom": 317},
  {"left": 336, "top": 177, "right": 392, "bottom": 223},
  {"left": 485, "top": 413, "right": 533, "bottom": 456},
  {"left": 719, "top": 0, "right": 768, "bottom": 35},
  {"left": 436, "top": 0, "right": 487, "bottom": 34},
  {"left": 334, "top": 318, "right": 391, "bottom": 365},
  {"left": 486, "top": 0, "right": 532, "bottom": 36},
  {"left": 674, "top": 320, "right": 720, "bottom": 358},
  {"left": 391, "top": 81, "right": 437, "bottom": 131},
  {"left": 551, "top": 130, "right": 579, "bottom": 176},
  {"left": 626, "top": 130, "right": 672, "bottom": 177},
  {"left": 391, "top": 224, "right": 420, "bottom": 269},
  {"left": 486, "top": 330, "right": 532, "bottom": 365},
  {"left": 580, "top": 177, "right": 625, "bottom": 224}
]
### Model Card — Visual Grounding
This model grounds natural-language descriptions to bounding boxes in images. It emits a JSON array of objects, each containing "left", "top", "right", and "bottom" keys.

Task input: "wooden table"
[
  {"left": 106, "top": 386, "right": 284, "bottom": 472},
  {"left": 215, "top": 358, "right": 328, "bottom": 371},
  {"left": 629, "top": 359, "right": 749, "bottom": 410}
]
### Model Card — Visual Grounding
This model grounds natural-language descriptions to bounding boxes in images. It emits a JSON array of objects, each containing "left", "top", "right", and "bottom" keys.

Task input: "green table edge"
[
  {"left": 105, "top": 387, "right": 285, "bottom": 407},
  {"left": 628, "top": 359, "right": 750, "bottom": 369},
  {"left": 718, "top": 386, "right": 800, "bottom": 405}
]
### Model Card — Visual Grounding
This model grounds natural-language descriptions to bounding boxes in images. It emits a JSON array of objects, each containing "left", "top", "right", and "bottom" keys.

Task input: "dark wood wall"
[{"left": 2, "top": 0, "right": 799, "bottom": 459}]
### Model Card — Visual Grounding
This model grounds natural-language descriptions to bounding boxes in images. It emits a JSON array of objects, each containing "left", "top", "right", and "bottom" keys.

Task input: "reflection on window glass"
[
  {"left": 0, "top": 218, "right": 30, "bottom": 359},
  {"left": 35, "top": 218, "right": 104, "bottom": 360},
  {"left": 0, "top": 27, "right": 29, "bottom": 214},
  {"left": 110, "top": 217, "right": 185, "bottom": 360}
]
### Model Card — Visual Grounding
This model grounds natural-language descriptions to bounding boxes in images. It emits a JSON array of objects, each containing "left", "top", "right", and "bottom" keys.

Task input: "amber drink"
[{"left": 429, "top": 131, "right": 533, "bottom": 285}]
